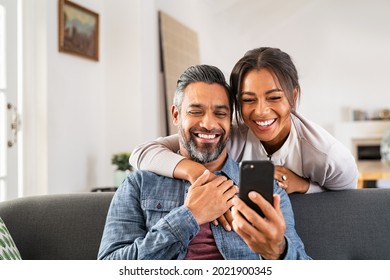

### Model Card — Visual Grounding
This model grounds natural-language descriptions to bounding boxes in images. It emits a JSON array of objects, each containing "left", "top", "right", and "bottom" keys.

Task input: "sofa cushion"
[
  {"left": 0, "top": 193, "right": 114, "bottom": 260},
  {"left": 0, "top": 217, "right": 22, "bottom": 260},
  {"left": 1, "top": 189, "right": 389, "bottom": 260}
]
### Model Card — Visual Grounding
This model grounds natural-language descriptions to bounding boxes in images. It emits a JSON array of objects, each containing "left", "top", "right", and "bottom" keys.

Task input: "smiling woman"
[{"left": 239, "top": 69, "right": 293, "bottom": 154}]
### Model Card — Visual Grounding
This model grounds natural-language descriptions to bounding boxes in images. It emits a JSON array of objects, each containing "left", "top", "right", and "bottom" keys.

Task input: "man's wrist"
[{"left": 277, "top": 237, "right": 287, "bottom": 260}]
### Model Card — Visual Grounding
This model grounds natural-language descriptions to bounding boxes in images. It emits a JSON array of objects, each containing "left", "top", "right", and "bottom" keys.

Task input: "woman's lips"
[{"left": 254, "top": 118, "right": 276, "bottom": 130}]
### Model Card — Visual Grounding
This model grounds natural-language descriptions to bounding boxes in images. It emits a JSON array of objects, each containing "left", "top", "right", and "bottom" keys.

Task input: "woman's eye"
[
  {"left": 241, "top": 98, "right": 255, "bottom": 103},
  {"left": 268, "top": 96, "right": 282, "bottom": 101}
]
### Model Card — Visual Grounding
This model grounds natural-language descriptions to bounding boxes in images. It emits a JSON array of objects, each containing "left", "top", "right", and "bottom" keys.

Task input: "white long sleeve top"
[{"left": 130, "top": 111, "right": 358, "bottom": 193}]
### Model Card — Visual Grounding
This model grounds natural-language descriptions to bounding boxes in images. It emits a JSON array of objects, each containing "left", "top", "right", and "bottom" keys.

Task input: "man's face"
[{"left": 172, "top": 82, "right": 231, "bottom": 164}]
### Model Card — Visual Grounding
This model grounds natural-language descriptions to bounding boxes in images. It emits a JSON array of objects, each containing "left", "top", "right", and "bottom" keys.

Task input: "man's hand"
[
  {"left": 231, "top": 192, "right": 286, "bottom": 260},
  {"left": 184, "top": 170, "right": 238, "bottom": 225},
  {"left": 181, "top": 164, "right": 236, "bottom": 231},
  {"left": 216, "top": 210, "right": 234, "bottom": 231}
]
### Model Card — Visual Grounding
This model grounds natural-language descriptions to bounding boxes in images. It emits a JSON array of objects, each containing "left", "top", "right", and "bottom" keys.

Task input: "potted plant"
[{"left": 111, "top": 152, "right": 133, "bottom": 186}]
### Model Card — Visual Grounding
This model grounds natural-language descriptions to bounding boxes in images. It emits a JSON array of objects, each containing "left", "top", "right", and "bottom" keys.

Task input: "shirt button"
[{"left": 156, "top": 202, "right": 162, "bottom": 209}]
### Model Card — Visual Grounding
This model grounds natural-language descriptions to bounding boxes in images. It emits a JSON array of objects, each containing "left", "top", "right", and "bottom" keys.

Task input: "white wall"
[
  {"left": 157, "top": 0, "right": 390, "bottom": 133},
  {"left": 23, "top": 0, "right": 160, "bottom": 195},
  {"left": 22, "top": 0, "right": 390, "bottom": 196}
]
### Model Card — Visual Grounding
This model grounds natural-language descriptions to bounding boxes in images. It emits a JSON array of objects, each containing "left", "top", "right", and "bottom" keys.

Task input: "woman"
[{"left": 130, "top": 47, "right": 358, "bottom": 194}]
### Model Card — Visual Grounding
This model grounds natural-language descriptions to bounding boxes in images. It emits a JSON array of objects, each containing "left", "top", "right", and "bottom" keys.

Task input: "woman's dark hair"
[
  {"left": 230, "top": 47, "right": 301, "bottom": 120},
  {"left": 174, "top": 64, "right": 234, "bottom": 119}
]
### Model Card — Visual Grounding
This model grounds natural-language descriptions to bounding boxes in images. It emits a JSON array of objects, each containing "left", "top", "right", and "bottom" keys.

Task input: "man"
[{"left": 98, "top": 65, "right": 310, "bottom": 260}]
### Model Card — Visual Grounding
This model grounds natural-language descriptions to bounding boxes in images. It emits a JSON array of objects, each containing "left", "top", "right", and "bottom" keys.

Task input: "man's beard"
[{"left": 179, "top": 125, "right": 229, "bottom": 164}]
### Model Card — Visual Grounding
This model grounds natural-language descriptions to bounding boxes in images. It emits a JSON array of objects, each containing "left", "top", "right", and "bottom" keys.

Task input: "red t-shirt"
[{"left": 184, "top": 223, "right": 224, "bottom": 260}]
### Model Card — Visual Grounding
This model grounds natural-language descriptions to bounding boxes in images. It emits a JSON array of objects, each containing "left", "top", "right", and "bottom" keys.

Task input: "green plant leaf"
[{"left": 111, "top": 152, "right": 133, "bottom": 171}]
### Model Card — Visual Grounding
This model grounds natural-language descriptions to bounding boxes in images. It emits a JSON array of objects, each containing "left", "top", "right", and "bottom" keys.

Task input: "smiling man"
[
  {"left": 177, "top": 81, "right": 230, "bottom": 165},
  {"left": 98, "top": 65, "right": 310, "bottom": 260}
]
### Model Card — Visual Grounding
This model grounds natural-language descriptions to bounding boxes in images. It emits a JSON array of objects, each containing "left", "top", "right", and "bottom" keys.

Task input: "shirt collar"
[
  {"left": 215, "top": 154, "right": 240, "bottom": 185},
  {"left": 176, "top": 150, "right": 240, "bottom": 185}
]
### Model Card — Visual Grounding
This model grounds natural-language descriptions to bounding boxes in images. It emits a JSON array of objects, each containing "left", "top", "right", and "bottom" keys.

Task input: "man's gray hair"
[{"left": 173, "top": 65, "right": 233, "bottom": 117}]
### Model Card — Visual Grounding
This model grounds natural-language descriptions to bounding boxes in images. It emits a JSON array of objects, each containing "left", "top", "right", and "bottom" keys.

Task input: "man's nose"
[{"left": 200, "top": 113, "right": 218, "bottom": 130}]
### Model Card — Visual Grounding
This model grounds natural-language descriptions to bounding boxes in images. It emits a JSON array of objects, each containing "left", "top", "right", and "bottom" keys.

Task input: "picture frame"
[{"left": 58, "top": 0, "right": 99, "bottom": 61}]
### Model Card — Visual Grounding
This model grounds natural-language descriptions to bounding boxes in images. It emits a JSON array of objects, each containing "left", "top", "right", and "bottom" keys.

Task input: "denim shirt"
[{"left": 98, "top": 155, "right": 311, "bottom": 260}]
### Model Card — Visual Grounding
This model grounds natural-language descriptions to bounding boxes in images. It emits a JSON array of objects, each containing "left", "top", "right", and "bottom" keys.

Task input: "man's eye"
[
  {"left": 215, "top": 112, "right": 228, "bottom": 118},
  {"left": 189, "top": 111, "right": 202, "bottom": 116}
]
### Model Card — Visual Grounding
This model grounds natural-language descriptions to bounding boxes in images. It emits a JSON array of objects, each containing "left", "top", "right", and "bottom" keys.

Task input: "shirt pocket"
[{"left": 142, "top": 198, "right": 180, "bottom": 228}]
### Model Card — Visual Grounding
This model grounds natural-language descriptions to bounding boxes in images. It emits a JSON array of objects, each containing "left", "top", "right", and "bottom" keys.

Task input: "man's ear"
[{"left": 171, "top": 105, "right": 179, "bottom": 126}]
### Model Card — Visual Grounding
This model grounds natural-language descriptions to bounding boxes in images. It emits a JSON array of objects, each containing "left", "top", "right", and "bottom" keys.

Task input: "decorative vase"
[
  {"left": 113, "top": 170, "right": 131, "bottom": 187},
  {"left": 380, "top": 126, "right": 390, "bottom": 166}
]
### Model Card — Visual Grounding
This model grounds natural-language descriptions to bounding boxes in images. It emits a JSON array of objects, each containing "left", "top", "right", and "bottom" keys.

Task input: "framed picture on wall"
[{"left": 58, "top": 0, "right": 99, "bottom": 61}]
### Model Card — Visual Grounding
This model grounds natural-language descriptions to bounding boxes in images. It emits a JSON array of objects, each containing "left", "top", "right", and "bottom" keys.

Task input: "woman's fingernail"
[{"left": 225, "top": 224, "right": 231, "bottom": 231}]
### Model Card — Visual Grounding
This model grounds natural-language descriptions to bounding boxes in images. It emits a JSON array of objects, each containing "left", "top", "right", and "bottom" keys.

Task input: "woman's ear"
[
  {"left": 171, "top": 105, "right": 179, "bottom": 126},
  {"left": 291, "top": 87, "right": 300, "bottom": 110},
  {"left": 293, "top": 87, "right": 299, "bottom": 103}
]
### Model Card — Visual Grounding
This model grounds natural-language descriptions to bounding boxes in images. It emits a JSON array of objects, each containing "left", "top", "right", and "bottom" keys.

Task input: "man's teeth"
[
  {"left": 198, "top": 134, "right": 216, "bottom": 139},
  {"left": 256, "top": 119, "right": 275, "bottom": 127}
]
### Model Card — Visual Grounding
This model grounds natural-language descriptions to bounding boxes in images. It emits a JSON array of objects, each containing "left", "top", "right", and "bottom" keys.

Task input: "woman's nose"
[{"left": 254, "top": 99, "right": 270, "bottom": 115}]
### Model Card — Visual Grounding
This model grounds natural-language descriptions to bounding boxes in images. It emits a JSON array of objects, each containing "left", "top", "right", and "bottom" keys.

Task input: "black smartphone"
[{"left": 239, "top": 160, "right": 274, "bottom": 217}]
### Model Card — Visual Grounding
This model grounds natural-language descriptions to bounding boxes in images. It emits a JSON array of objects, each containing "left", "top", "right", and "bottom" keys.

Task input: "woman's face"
[{"left": 240, "top": 68, "right": 292, "bottom": 150}]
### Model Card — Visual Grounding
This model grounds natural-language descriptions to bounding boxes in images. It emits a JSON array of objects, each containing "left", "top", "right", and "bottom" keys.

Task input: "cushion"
[{"left": 0, "top": 217, "right": 21, "bottom": 260}]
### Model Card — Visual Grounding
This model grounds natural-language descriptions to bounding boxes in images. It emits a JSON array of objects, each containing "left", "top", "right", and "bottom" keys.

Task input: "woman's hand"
[
  {"left": 231, "top": 192, "right": 286, "bottom": 260},
  {"left": 274, "top": 165, "right": 309, "bottom": 194}
]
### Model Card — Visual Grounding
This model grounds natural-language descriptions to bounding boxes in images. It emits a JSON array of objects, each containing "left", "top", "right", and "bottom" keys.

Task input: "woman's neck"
[{"left": 261, "top": 122, "right": 291, "bottom": 156}]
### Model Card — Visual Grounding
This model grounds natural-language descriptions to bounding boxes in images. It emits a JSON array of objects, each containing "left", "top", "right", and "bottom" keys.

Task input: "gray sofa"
[{"left": 0, "top": 189, "right": 389, "bottom": 260}]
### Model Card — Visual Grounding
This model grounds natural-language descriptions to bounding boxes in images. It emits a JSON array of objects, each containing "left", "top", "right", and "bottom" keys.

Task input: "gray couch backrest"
[
  {"left": 290, "top": 188, "right": 390, "bottom": 260},
  {"left": 0, "top": 189, "right": 389, "bottom": 259}
]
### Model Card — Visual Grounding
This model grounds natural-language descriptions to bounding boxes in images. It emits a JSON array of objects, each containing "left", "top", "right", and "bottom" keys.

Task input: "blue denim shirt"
[{"left": 98, "top": 155, "right": 311, "bottom": 260}]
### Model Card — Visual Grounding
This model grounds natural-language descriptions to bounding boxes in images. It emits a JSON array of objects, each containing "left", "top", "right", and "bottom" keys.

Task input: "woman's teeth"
[{"left": 255, "top": 119, "right": 275, "bottom": 127}]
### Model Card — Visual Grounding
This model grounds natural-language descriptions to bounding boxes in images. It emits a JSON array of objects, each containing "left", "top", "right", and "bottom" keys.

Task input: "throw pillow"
[{"left": 0, "top": 217, "right": 22, "bottom": 260}]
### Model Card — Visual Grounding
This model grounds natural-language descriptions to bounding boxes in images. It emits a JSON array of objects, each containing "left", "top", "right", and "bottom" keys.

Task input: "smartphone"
[{"left": 239, "top": 160, "right": 274, "bottom": 217}]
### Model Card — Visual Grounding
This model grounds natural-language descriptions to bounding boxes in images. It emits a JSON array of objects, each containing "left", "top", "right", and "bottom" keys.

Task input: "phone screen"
[{"left": 239, "top": 160, "right": 274, "bottom": 217}]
